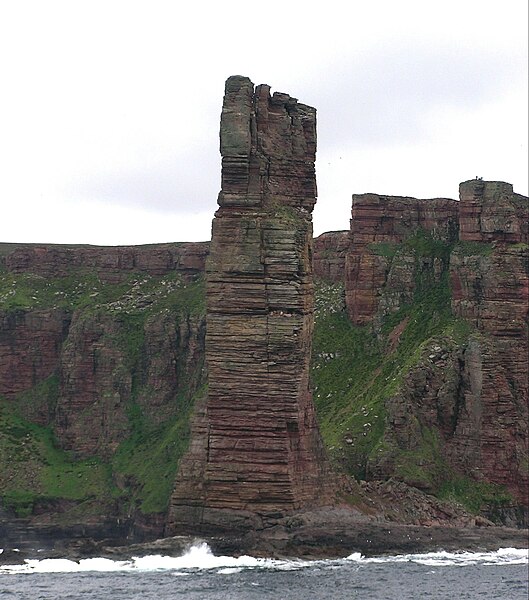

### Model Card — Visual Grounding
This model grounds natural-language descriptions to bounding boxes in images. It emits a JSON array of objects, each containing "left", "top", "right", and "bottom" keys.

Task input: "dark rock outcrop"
[
  {"left": 53, "top": 309, "right": 205, "bottom": 458},
  {"left": 168, "top": 76, "right": 334, "bottom": 535}
]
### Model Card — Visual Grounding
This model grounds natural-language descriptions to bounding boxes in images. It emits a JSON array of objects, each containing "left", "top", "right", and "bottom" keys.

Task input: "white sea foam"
[
  {"left": 3, "top": 557, "right": 131, "bottom": 574},
  {"left": 1, "top": 543, "right": 526, "bottom": 575},
  {"left": 217, "top": 567, "right": 244, "bottom": 574},
  {"left": 0, "top": 542, "right": 306, "bottom": 575},
  {"left": 345, "top": 547, "right": 528, "bottom": 567},
  {"left": 131, "top": 542, "right": 270, "bottom": 571}
]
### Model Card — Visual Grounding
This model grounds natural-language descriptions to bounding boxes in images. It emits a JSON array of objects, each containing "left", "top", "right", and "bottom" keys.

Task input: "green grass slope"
[
  {"left": 0, "top": 270, "right": 206, "bottom": 521},
  {"left": 311, "top": 233, "right": 513, "bottom": 516}
]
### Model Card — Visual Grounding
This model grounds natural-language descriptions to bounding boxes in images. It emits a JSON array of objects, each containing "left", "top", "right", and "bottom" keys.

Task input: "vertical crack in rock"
[{"left": 168, "top": 76, "right": 333, "bottom": 534}]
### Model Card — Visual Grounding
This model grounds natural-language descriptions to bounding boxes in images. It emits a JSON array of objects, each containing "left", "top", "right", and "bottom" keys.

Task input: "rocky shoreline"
[{"left": 2, "top": 506, "right": 527, "bottom": 565}]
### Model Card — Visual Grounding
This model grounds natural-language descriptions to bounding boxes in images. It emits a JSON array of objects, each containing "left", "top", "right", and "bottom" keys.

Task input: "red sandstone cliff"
[
  {"left": 342, "top": 181, "right": 528, "bottom": 513},
  {"left": 1, "top": 242, "right": 208, "bottom": 283},
  {"left": 167, "top": 76, "right": 333, "bottom": 535},
  {"left": 345, "top": 194, "right": 459, "bottom": 325},
  {"left": 448, "top": 180, "right": 528, "bottom": 506},
  {"left": 313, "top": 231, "right": 349, "bottom": 283},
  {"left": 1, "top": 178, "right": 527, "bottom": 528}
]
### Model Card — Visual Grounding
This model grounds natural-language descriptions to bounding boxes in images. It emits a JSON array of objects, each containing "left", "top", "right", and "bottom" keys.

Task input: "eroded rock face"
[
  {"left": 346, "top": 181, "right": 528, "bottom": 512},
  {"left": 54, "top": 311, "right": 132, "bottom": 457},
  {"left": 54, "top": 309, "right": 206, "bottom": 458},
  {"left": 168, "top": 76, "right": 332, "bottom": 534},
  {"left": 0, "top": 309, "right": 70, "bottom": 421},
  {"left": 345, "top": 194, "right": 459, "bottom": 325},
  {"left": 0, "top": 262, "right": 206, "bottom": 460},
  {"left": 313, "top": 231, "right": 349, "bottom": 283},
  {"left": 2, "top": 242, "right": 208, "bottom": 283},
  {"left": 448, "top": 180, "right": 529, "bottom": 505}
]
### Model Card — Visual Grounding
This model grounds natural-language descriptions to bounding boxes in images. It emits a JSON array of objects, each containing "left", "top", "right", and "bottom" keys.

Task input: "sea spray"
[
  {"left": 2, "top": 546, "right": 528, "bottom": 600},
  {"left": 1, "top": 544, "right": 526, "bottom": 575},
  {"left": 0, "top": 542, "right": 308, "bottom": 574},
  {"left": 345, "top": 547, "right": 528, "bottom": 566}
]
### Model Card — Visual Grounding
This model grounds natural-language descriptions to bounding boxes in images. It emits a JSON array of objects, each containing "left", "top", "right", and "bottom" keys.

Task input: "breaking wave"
[
  {"left": 345, "top": 547, "right": 528, "bottom": 567},
  {"left": 1, "top": 543, "right": 527, "bottom": 575}
]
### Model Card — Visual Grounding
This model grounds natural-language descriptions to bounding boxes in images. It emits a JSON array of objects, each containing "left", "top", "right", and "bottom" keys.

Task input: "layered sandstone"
[
  {"left": 313, "top": 231, "right": 349, "bottom": 283},
  {"left": 0, "top": 228, "right": 348, "bottom": 458},
  {"left": 168, "top": 76, "right": 332, "bottom": 534},
  {"left": 0, "top": 308, "right": 70, "bottom": 409},
  {"left": 448, "top": 180, "right": 528, "bottom": 505},
  {"left": 1, "top": 242, "right": 208, "bottom": 283},
  {"left": 345, "top": 194, "right": 459, "bottom": 325},
  {"left": 458, "top": 179, "right": 528, "bottom": 243},
  {"left": 344, "top": 181, "right": 528, "bottom": 511},
  {"left": 2, "top": 236, "right": 350, "bottom": 285}
]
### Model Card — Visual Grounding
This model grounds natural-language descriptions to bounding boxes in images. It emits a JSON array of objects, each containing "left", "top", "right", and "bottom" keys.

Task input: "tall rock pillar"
[{"left": 168, "top": 76, "right": 332, "bottom": 534}]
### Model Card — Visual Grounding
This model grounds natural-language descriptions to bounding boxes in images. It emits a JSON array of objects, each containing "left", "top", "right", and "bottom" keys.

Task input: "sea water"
[{"left": 1, "top": 544, "right": 527, "bottom": 599}]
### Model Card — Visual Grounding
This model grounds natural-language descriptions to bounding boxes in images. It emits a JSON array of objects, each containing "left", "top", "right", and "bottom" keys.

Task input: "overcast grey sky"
[{"left": 1, "top": 0, "right": 527, "bottom": 245}]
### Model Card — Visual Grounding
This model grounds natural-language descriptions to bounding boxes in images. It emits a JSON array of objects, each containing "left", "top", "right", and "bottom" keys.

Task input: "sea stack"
[{"left": 168, "top": 76, "right": 333, "bottom": 534}]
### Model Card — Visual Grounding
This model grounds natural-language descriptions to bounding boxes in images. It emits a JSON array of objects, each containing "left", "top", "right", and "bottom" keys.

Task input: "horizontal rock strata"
[
  {"left": 344, "top": 180, "right": 528, "bottom": 511},
  {"left": 448, "top": 180, "right": 528, "bottom": 505},
  {"left": 345, "top": 194, "right": 458, "bottom": 324},
  {"left": 1, "top": 242, "right": 208, "bottom": 283},
  {"left": 168, "top": 76, "right": 333, "bottom": 534},
  {"left": 458, "top": 179, "right": 528, "bottom": 243},
  {"left": 313, "top": 231, "right": 349, "bottom": 283},
  {"left": 2, "top": 237, "right": 341, "bottom": 282}
]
